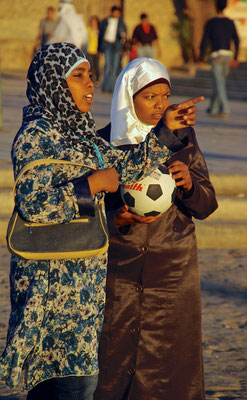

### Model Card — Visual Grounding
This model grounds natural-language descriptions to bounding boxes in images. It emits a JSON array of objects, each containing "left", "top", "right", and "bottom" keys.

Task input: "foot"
[
  {"left": 217, "top": 112, "right": 229, "bottom": 119},
  {"left": 206, "top": 109, "right": 218, "bottom": 117}
]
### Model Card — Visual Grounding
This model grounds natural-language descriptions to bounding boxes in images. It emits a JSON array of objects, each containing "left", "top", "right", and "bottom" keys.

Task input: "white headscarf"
[
  {"left": 48, "top": 1, "right": 88, "bottom": 49},
  {"left": 110, "top": 58, "right": 170, "bottom": 146}
]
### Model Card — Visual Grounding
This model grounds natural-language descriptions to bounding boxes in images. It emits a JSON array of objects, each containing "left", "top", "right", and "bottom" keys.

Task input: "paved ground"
[
  {"left": 0, "top": 246, "right": 246, "bottom": 400},
  {"left": 0, "top": 71, "right": 247, "bottom": 175},
  {"left": 0, "top": 72, "right": 246, "bottom": 399}
]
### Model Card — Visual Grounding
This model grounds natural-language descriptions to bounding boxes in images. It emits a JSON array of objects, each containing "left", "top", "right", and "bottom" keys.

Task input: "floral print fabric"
[{"left": 0, "top": 43, "right": 172, "bottom": 391}]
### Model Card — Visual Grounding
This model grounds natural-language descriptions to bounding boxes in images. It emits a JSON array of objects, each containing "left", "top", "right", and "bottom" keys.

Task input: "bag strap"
[
  {"left": 81, "top": 139, "right": 105, "bottom": 169},
  {"left": 13, "top": 158, "right": 97, "bottom": 195}
]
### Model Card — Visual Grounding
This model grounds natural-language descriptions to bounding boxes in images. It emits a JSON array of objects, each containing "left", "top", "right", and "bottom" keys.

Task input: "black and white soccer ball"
[{"left": 121, "top": 165, "right": 177, "bottom": 217}]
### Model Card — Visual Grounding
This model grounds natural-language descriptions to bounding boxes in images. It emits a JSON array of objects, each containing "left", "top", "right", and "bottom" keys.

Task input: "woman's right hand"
[
  {"left": 88, "top": 168, "right": 119, "bottom": 195},
  {"left": 163, "top": 96, "right": 204, "bottom": 131}
]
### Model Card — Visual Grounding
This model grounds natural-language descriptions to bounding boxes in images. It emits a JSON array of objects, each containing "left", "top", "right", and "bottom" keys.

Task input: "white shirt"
[{"left": 104, "top": 18, "right": 118, "bottom": 43}]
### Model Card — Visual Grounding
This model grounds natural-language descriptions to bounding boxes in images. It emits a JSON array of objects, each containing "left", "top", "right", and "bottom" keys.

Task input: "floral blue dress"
[{"left": 0, "top": 43, "right": 182, "bottom": 391}]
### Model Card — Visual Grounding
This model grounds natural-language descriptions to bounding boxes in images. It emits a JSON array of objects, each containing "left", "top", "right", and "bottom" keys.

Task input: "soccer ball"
[{"left": 121, "top": 165, "right": 177, "bottom": 217}]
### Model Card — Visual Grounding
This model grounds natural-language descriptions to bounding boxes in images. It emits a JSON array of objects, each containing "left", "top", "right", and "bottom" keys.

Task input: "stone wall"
[
  {"left": 0, "top": 0, "right": 245, "bottom": 73},
  {"left": 0, "top": 0, "right": 59, "bottom": 71},
  {"left": 186, "top": 0, "right": 216, "bottom": 60},
  {"left": 0, "top": 0, "right": 122, "bottom": 72},
  {"left": 0, "top": 0, "right": 183, "bottom": 72}
]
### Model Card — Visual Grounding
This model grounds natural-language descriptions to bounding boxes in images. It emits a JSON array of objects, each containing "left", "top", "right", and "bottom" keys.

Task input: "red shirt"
[{"left": 132, "top": 23, "right": 158, "bottom": 45}]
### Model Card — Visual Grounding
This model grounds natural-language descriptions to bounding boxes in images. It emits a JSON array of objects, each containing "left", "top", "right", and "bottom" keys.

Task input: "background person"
[
  {"left": 86, "top": 16, "right": 100, "bottom": 86},
  {"left": 48, "top": 0, "right": 88, "bottom": 50},
  {"left": 98, "top": 5, "right": 127, "bottom": 93},
  {"left": 132, "top": 13, "right": 161, "bottom": 59},
  {"left": 0, "top": 43, "right": 192, "bottom": 400},
  {"left": 94, "top": 58, "right": 218, "bottom": 400},
  {"left": 35, "top": 6, "right": 57, "bottom": 49},
  {"left": 199, "top": 0, "right": 240, "bottom": 118}
]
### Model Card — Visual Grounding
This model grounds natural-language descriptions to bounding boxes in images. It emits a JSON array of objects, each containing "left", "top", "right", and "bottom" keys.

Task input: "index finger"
[{"left": 177, "top": 96, "right": 204, "bottom": 109}]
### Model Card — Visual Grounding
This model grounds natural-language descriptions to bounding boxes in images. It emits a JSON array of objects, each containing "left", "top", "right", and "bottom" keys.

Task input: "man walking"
[
  {"left": 36, "top": 7, "right": 57, "bottom": 49},
  {"left": 200, "top": 0, "right": 239, "bottom": 118},
  {"left": 132, "top": 13, "right": 161, "bottom": 59},
  {"left": 98, "top": 5, "right": 127, "bottom": 93}
]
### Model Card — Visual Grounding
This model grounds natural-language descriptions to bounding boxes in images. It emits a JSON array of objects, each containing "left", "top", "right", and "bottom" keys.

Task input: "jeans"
[
  {"left": 26, "top": 375, "right": 98, "bottom": 400},
  {"left": 102, "top": 42, "right": 121, "bottom": 92},
  {"left": 209, "top": 55, "right": 231, "bottom": 115}
]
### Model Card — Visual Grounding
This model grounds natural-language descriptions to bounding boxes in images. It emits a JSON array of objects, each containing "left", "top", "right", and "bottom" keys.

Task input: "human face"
[
  {"left": 133, "top": 83, "right": 171, "bottom": 126},
  {"left": 112, "top": 10, "right": 120, "bottom": 18},
  {"left": 141, "top": 17, "right": 149, "bottom": 25},
  {"left": 47, "top": 8, "right": 55, "bottom": 20},
  {"left": 66, "top": 62, "right": 94, "bottom": 113},
  {"left": 90, "top": 17, "right": 98, "bottom": 29}
]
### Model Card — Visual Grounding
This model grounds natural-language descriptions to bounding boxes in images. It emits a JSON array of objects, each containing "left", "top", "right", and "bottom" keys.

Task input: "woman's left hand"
[
  {"left": 168, "top": 160, "right": 193, "bottom": 192},
  {"left": 115, "top": 205, "right": 162, "bottom": 227}
]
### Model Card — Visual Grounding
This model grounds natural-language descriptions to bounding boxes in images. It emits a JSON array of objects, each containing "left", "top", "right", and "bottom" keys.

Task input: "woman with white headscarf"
[
  {"left": 95, "top": 58, "right": 218, "bottom": 400},
  {"left": 48, "top": 0, "right": 88, "bottom": 49}
]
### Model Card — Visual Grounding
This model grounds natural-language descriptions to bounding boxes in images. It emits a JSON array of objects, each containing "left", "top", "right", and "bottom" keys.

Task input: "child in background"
[{"left": 87, "top": 16, "right": 100, "bottom": 86}]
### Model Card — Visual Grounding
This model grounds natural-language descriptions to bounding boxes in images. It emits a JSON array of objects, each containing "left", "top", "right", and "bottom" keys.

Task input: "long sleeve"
[
  {"left": 14, "top": 163, "right": 90, "bottom": 224},
  {"left": 12, "top": 117, "right": 186, "bottom": 224},
  {"left": 231, "top": 21, "right": 239, "bottom": 60},
  {"left": 103, "top": 127, "right": 218, "bottom": 239},
  {"left": 95, "top": 119, "right": 186, "bottom": 185},
  {"left": 98, "top": 19, "right": 107, "bottom": 52},
  {"left": 174, "top": 128, "right": 218, "bottom": 220},
  {"left": 200, "top": 21, "right": 210, "bottom": 61},
  {"left": 12, "top": 123, "right": 96, "bottom": 224}
]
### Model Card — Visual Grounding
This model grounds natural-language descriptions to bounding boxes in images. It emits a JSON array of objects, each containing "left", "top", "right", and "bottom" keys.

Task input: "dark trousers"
[{"left": 26, "top": 375, "right": 98, "bottom": 400}]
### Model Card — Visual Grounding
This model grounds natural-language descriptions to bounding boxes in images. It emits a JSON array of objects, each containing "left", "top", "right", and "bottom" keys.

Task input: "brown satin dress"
[{"left": 94, "top": 126, "right": 218, "bottom": 400}]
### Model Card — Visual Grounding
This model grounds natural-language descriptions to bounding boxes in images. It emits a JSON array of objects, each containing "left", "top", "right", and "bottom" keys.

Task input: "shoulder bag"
[{"left": 6, "top": 159, "right": 109, "bottom": 260}]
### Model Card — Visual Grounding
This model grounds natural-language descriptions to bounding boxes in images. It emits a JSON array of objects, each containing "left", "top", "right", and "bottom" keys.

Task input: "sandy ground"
[
  {"left": 0, "top": 73, "right": 246, "bottom": 399},
  {"left": 0, "top": 245, "right": 246, "bottom": 400}
]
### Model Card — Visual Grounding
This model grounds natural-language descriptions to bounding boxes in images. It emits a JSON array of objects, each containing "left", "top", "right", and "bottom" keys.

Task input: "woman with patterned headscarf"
[
  {"left": 95, "top": 58, "right": 218, "bottom": 400},
  {"left": 0, "top": 43, "right": 197, "bottom": 400}
]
